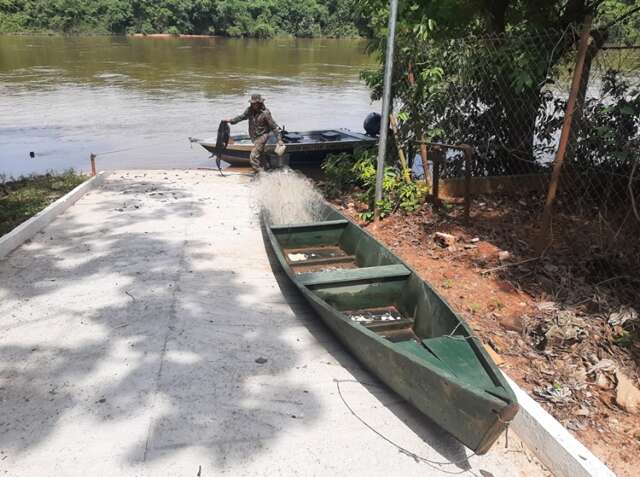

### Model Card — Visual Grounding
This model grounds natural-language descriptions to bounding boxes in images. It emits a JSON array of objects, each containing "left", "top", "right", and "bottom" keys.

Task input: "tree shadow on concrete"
[{"left": 0, "top": 172, "right": 321, "bottom": 472}]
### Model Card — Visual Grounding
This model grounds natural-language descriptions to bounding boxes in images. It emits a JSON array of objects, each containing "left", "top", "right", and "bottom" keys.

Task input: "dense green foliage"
[
  {"left": 0, "top": 0, "right": 366, "bottom": 37},
  {"left": 0, "top": 170, "right": 86, "bottom": 237},
  {"left": 322, "top": 148, "right": 427, "bottom": 221},
  {"left": 358, "top": 0, "right": 640, "bottom": 176}
]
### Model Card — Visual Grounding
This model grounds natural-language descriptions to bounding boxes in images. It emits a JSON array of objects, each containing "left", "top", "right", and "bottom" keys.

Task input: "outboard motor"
[{"left": 363, "top": 112, "right": 381, "bottom": 137}]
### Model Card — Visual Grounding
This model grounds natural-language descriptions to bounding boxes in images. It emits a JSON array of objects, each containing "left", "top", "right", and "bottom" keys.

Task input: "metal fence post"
[
  {"left": 538, "top": 16, "right": 593, "bottom": 250},
  {"left": 374, "top": 0, "right": 399, "bottom": 221}
]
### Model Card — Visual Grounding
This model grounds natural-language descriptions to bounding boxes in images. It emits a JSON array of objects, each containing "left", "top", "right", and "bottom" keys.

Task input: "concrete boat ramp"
[{"left": 0, "top": 171, "right": 548, "bottom": 476}]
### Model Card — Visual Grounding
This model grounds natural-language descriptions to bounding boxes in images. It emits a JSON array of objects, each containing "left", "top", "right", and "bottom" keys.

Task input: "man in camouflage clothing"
[{"left": 225, "top": 94, "right": 284, "bottom": 173}]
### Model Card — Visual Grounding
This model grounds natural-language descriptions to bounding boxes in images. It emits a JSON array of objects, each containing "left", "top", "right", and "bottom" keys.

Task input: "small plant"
[
  {"left": 488, "top": 299, "right": 505, "bottom": 311},
  {"left": 442, "top": 278, "right": 455, "bottom": 289},
  {"left": 614, "top": 330, "right": 635, "bottom": 348},
  {"left": 0, "top": 170, "right": 86, "bottom": 237},
  {"left": 321, "top": 152, "right": 357, "bottom": 198},
  {"left": 467, "top": 303, "right": 482, "bottom": 314},
  {"left": 322, "top": 147, "right": 429, "bottom": 222}
]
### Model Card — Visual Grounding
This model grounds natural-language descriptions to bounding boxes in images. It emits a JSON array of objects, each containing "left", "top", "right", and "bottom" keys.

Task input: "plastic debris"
[
  {"left": 608, "top": 307, "right": 638, "bottom": 327},
  {"left": 434, "top": 232, "right": 456, "bottom": 247},
  {"left": 288, "top": 253, "right": 308, "bottom": 262},
  {"left": 535, "top": 384, "right": 572, "bottom": 404}
]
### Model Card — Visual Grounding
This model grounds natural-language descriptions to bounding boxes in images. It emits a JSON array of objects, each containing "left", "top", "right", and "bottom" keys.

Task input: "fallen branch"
[
  {"left": 480, "top": 256, "right": 541, "bottom": 275},
  {"left": 629, "top": 157, "right": 639, "bottom": 223}
]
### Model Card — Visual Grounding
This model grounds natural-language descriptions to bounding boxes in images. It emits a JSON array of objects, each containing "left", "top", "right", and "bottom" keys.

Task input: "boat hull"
[
  {"left": 198, "top": 129, "right": 376, "bottom": 167},
  {"left": 300, "top": 281, "right": 518, "bottom": 454},
  {"left": 263, "top": 204, "right": 518, "bottom": 455}
]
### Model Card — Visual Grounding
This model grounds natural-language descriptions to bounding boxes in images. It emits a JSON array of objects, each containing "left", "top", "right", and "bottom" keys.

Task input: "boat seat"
[
  {"left": 270, "top": 219, "right": 348, "bottom": 232},
  {"left": 283, "top": 132, "right": 303, "bottom": 143},
  {"left": 363, "top": 318, "right": 414, "bottom": 332},
  {"left": 321, "top": 131, "right": 341, "bottom": 141},
  {"left": 298, "top": 264, "right": 410, "bottom": 287},
  {"left": 289, "top": 255, "right": 356, "bottom": 267}
]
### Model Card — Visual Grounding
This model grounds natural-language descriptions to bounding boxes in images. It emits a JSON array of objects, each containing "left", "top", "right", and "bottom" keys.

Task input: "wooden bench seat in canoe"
[
  {"left": 289, "top": 255, "right": 357, "bottom": 267},
  {"left": 270, "top": 219, "right": 349, "bottom": 232},
  {"left": 271, "top": 220, "right": 349, "bottom": 249},
  {"left": 298, "top": 264, "right": 411, "bottom": 287}
]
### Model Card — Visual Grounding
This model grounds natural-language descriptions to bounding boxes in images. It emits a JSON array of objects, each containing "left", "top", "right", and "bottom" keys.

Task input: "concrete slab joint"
[{"left": 0, "top": 171, "right": 109, "bottom": 260}]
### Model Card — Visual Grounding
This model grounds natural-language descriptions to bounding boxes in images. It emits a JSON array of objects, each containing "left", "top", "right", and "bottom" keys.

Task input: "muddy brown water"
[{"left": 0, "top": 36, "right": 376, "bottom": 178}]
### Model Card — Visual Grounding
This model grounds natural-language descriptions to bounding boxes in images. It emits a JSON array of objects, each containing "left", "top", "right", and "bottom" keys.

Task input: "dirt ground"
[{"left": 332, "top": 191, "right": 640, "bottom": 477}]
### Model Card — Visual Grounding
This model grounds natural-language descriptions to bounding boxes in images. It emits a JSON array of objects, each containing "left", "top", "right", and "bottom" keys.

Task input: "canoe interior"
[{"left": 271, "top": 219, "right": 508, "bottom": 395}]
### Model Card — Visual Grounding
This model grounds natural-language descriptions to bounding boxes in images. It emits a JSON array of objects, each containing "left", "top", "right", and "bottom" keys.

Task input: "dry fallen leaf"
[
  {"left": 587, "top": 359, "right": 617, "bottom": 375},
  {"left": 596, "top": 372, "right": 614, "bottom": 390},
  {"left": 483, "top": 343, "right": 505, "bottom": 366},
  {"left": 615, "top": 371, "right": 640, "bottom": 415}
]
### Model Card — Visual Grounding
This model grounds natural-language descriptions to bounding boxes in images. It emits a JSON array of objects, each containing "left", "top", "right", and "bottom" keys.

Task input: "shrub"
[{"left": 322, "top": 148, "right": 429, "bottom": 222}]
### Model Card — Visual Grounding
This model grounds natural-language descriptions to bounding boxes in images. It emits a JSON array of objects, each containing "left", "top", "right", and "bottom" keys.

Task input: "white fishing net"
[{"left": 254, "top": 168, "right": 326, "bottom": 225}]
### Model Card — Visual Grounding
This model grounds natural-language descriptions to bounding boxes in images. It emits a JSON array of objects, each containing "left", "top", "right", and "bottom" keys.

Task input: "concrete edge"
[
  {"left": 0, "top": 171, "right": 110, "bottom": 260},
  {"left": 503, "top": 372, "right": 616, "bottom": 477}
]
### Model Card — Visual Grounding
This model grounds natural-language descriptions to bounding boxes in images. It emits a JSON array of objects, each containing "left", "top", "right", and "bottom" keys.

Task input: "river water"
[{"left": 0, "top": 36, "right": 376, "bottom": 177}]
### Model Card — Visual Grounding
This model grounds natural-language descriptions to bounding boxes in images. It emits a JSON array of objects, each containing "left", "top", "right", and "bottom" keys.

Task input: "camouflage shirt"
[{"left": 230, "top": 105, "right": 281, "bottom": 141}]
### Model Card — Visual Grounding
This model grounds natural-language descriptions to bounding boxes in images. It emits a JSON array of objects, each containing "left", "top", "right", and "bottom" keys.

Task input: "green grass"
[{"left": 0, "top": 170, "right": 87, "bottom": 237}]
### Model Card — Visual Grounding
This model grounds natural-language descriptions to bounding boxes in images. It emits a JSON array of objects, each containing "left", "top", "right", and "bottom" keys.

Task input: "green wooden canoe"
[{"left": 263, "top": 204, "right": 518, "bottom": 455}]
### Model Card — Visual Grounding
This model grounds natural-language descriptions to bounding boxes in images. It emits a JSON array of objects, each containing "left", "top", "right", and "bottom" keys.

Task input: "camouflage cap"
[{"left": 249, "top": 94, "right": 265, "bottom": 104}]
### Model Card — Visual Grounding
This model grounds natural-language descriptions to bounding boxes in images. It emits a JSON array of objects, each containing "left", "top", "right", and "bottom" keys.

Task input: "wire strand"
[{"left": 334, "top": 379, "right": 479, "bottom": 475}]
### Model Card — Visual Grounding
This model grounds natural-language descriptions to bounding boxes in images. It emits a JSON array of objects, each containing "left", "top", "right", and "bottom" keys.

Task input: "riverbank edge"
[
  {"left": 0, "top": 171, "right": 109, "bottom": 259},
  {"left": 0, "top": 31, "right": 363, "bottom": 40}
]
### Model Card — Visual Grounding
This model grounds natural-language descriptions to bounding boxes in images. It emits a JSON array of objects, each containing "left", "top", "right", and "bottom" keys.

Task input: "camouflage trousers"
[{"left": 249, "top": 133, "right": 270, "bottom": 172}]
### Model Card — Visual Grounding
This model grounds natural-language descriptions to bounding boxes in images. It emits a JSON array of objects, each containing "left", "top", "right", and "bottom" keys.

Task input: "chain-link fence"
[{"left": 401, "top": 17, "right": 640, "bottom": 308}]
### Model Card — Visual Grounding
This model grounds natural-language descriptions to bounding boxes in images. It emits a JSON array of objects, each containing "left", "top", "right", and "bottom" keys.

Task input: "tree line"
[{"left": 0, "top": 0, "right": 367, "bottom": 37}]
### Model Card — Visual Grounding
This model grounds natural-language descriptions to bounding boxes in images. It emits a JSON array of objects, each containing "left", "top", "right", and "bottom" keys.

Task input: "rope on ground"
[{"left": 334, "top": 379, "right": 479, "bottom": 475}]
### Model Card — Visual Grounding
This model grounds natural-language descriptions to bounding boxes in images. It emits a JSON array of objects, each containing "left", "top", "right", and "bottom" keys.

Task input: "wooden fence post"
[
  {"left": 90, "top": 154, "right": 97, "bottom": 177},
  {"left": 538, "top": 16, "right": 593, "bottom": 251},
  {"left": 432, "top": 147, "right": 441, "bottom": 209},
  {"left": 462, "top": 145, "right": 473, "bottom": 223},
  {"left": 406, "top": 63, "right": 431, "bottom": 191},
  {"left": 419, "top": 141, "right": 430, "bottom": 189}
]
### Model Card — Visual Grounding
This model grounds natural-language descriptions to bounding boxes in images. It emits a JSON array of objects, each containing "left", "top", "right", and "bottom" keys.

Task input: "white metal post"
[{"left": 374, "top": 0, "right": 399, "bottom": 221}]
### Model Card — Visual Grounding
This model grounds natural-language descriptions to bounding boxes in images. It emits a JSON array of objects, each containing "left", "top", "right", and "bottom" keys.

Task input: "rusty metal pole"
[
  {"left": 539, "top": 16, "right": 592, "bottom": 249},
  {"left": 432, "top": 147, "right": 441, "bottom": 209},
  {"left": 389, "top": 114, "right": 411, "bottom": 182},
  {"left": 90, "top": 153, "right": 97, "bottom": 177},
  {"left": 374, "top": 0, "right": 399, "bottom": 221},
  {"left": 406, "top": 63, "right": 431, "bottom": 190},
  {"left": 419, "top": 142, "right": 430, "bottom": 188},
  {"left": 462, "top": 145, "right": 473, "bottom": 223}
]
